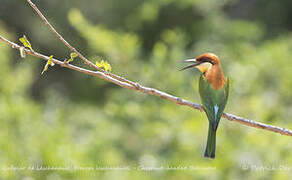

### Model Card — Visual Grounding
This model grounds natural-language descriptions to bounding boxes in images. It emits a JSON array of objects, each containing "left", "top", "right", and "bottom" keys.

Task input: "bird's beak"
[{"left": 180, "top": 59, "right": 202, "bottom": 71}]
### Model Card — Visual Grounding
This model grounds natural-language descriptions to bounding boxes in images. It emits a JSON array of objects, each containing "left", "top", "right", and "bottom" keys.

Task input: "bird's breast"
[{"left": 205, "top": 65, "right": 226, "bottom": 90}]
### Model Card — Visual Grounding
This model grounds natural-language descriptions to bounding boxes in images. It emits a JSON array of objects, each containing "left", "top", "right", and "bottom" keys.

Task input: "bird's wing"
[{"left": 199, "top": 75, "right": 229, "bottom": 129}]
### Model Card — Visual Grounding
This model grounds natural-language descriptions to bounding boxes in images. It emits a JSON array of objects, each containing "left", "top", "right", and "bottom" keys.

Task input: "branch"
[
  {"left": 26, "top": 0, "right": 139, "bottom": 89},
  {"left": 1, "top": 0, "right": 291, "bottom": 137},
  {"left": 1, "top": 35, "right": 291, "bottom": 136}
]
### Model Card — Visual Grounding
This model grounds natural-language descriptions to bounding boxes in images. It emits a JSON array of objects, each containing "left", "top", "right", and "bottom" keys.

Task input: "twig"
[
  {"left": 26, "top": 0, "right": 140, "bottom": 89},
  {"left": 1, "top": 34, "right": 291, "bottom": 136}
]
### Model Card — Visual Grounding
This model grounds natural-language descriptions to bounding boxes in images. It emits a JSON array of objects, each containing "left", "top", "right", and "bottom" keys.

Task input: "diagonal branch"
[
  {"left": 1, "top": 34, "right": 291, "bottom": 136},
  {"left": 26, "top": 0, "right": 140, "bottom": 89}
]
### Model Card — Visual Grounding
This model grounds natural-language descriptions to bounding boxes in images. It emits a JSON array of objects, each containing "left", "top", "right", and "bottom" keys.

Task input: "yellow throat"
[{"left": 196, "top": 62, "right": 212, "bottom": 73}]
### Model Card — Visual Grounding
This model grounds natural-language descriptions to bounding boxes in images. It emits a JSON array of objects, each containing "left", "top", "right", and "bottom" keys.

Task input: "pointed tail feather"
[{"left": 204, "top": 124, "right": 217, "bottom": 159}]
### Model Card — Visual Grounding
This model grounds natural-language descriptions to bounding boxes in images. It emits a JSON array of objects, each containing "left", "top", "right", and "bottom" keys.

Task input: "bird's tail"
[{"left": 204, "top": 123, "right": 217, "bottom": 159}]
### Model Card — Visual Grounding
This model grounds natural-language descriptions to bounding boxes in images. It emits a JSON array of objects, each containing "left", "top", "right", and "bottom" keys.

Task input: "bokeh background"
[{"left": 1, "top": 0, "right": 292, "bottom": 179}]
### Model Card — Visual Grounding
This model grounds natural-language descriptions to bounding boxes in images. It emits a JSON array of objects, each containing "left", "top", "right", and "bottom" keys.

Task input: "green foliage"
[
  {"left": 41, "top": 55, "right": 55, "bottom": 75},
  {"left": 1, "top": 0, "right": 292, "bottom": 179},
  {"left": 96, "top": 59, "right": 112, "bottom": 72},
  {"left": 19, "top": 35, "right": 33, "bottom": 51},
  {"left": 65, "top": 52, "right": 78, "bottom": 64}
]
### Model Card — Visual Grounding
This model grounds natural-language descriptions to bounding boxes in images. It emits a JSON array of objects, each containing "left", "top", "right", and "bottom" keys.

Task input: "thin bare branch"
[
  {"left": 26, "top": 0, "right": 140, "bottom": 89},
  {"left": 1, "top": 34, "right": 291, "bottom": 136}
]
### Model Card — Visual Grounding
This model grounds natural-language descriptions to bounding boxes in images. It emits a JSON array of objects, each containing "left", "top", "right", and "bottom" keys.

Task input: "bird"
[{"left": 181, "top": 53, "right": 229, "bottom": 159}]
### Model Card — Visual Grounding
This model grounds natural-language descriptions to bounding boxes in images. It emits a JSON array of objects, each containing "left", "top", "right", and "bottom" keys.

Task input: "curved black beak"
[{"left": 180, "top": 59, "right": 202, "bottom": 71}]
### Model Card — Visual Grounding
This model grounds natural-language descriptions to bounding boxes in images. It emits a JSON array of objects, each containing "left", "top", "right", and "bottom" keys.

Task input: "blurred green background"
[{"left": 0, "top": 0, "right": 292, "bottom": 179}]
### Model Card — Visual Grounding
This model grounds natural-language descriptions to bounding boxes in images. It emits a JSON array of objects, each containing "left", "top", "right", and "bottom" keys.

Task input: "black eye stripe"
[{"left": 200, "top": 57, "right": 214, "bottom": 64}]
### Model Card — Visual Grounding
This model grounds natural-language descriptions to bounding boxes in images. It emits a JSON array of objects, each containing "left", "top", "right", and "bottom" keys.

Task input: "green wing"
[{"left": 198, "top": 75, "right": 229, "bottom": 130}]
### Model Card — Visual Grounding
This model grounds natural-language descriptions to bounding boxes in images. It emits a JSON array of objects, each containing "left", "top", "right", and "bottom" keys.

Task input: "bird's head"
[{"left": 180, "top": 53, "right": 220, "bottom": 73}]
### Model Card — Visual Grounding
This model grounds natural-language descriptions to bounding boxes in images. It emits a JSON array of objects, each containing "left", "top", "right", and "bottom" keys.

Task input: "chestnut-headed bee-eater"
[{"left": 181, "top": 53, "right": 229, "bottom": 159}]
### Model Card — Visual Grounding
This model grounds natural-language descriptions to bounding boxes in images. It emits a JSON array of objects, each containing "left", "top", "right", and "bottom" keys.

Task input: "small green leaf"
[
  {"left": 48, "top": 56, "right": 55, "bottom": 66},
  {"left": 96, "top": 59, "right": 112, "bottom": 72},
  {"left": 19, "top": 35, "right": 33, "bottom": 51},
  {"left": 41, "top": 55, "right": 54, "bottom": 75},
  {"left": 70, "top": 52, "right": 78, "bottom": 59},
  {"left": 65, "top": 52, "right": 78, "bottom": 63}
]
